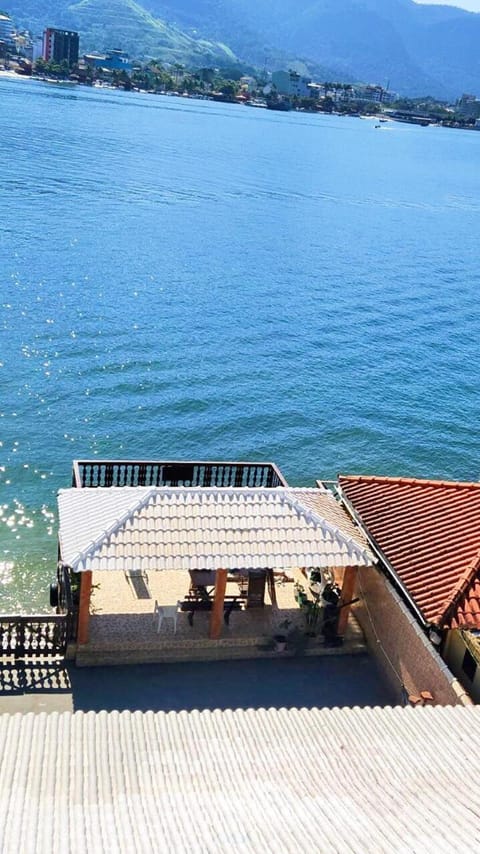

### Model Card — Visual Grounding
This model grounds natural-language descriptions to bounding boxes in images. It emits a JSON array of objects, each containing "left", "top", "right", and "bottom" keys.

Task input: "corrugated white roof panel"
[
  {"left": 0, "top": 705, "right": 479, "bottom": 853},
  {"left": 58, "top": 487, "right": 374, "bottom": 572}
]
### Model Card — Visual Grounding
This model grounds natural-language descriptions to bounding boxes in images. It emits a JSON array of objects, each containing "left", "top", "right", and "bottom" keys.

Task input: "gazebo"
[{"left": 57, "top": 484, "right": 374, "bottom": 649}]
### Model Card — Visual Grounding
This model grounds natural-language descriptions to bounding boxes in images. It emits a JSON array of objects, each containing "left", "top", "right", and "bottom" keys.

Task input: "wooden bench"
[{"left": 180, "top": 595, "right": 244, "bottom": 626}]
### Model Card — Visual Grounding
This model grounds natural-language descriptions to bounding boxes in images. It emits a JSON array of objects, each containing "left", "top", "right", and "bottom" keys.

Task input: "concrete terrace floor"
[
  {"left": 0, "top": 655, "right": 399, "bottom": 714},
  {"left": 89, "top": 566, "right": 311, "bottom": 644},
  {"left": 81, "top": 567, "right": 366, "bottom": 665}
]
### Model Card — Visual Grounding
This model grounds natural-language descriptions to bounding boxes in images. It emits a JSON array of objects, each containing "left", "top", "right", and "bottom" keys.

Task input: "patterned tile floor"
[
  {"left": 81, "top": 568, "right": 365, "bottom": 663},
  {"left": 89, "top": 568, "right": 307, "bottom": 643}
]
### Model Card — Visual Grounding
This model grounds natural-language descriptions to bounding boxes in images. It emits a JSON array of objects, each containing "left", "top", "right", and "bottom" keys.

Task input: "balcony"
[{"left": 72, "top": 459, "right": 288, "bottom": 489}]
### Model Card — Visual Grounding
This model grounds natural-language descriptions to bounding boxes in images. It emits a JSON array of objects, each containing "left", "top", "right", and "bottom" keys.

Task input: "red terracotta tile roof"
[{"left": 338, "top": 475, "right": 480, "bottom": 629}]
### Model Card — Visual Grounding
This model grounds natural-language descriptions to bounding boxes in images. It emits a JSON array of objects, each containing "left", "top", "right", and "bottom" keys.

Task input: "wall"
[
  {"left": 353, "top": 564, "right": 472, "bottom": 706},
  {"left": 271, "top": 71, "right": 291, "bottom": 95}
]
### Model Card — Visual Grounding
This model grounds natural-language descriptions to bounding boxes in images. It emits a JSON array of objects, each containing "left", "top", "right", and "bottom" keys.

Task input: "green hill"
[{"left": 7, "top": 0, "right": 237, "bottom": 65}]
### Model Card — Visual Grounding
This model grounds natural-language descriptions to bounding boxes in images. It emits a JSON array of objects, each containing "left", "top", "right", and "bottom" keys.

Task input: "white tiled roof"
[
  {"left": 294, "top": 488, "right": 371, "bottom": 549},
  {"left": 57, "top": 487, "right": 374, "bottom": 572},
  {"left": 1, "top": 705, "right": 479, "bottom": 853}
]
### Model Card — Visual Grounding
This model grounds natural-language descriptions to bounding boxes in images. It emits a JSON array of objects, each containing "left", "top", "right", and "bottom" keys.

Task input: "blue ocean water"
[{"left": 1, "top": 77, "right": 480, "bottom": 611}]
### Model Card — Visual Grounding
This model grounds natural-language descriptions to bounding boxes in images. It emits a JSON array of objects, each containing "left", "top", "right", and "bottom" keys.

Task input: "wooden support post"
[
  {"left": 337, "top": 565, "right": 357, "bottom": 637},
  {"left": 209, "top": 569, "right": 227, "bottom": 640},
  {"left": 77, "top": 571, "right": 93, "bottom": 645}
]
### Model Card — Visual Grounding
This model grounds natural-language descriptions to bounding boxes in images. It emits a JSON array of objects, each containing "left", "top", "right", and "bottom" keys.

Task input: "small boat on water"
[{"left": 246, "top": 99, "right": 267, "bottom": 109}]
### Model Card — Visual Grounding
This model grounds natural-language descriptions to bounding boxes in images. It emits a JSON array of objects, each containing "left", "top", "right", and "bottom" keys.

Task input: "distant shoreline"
[
  {"left": 0, "top": 69, "right": 33, "bottom": 81},
  {"left": 2, "top": 70, "right": 478, "bottom": 133}
]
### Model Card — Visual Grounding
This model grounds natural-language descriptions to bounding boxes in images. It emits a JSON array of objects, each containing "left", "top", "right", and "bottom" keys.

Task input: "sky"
[{"left": 415, "top": 0, "right": 480, "bottom": 10}]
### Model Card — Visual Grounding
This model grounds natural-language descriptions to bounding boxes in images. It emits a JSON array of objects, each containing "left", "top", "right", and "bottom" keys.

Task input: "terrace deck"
[{"left": 76, "top": 567, "right": 366, "bottom": 666}]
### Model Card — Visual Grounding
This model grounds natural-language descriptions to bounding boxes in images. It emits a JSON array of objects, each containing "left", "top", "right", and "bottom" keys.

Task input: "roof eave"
[{"left": 438, "top": 550, "right": 480, "bottom": 630}]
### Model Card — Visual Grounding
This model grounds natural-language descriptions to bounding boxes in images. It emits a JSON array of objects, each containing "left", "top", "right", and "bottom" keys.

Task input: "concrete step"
[{"left": 75, "top": 635, "right": 366, "bottom": 667}]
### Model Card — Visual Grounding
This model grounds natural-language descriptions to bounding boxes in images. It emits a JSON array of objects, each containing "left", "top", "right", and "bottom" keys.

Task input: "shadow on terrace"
[{"left": 0, "top": 656, "right": 398, "bottom": 713}]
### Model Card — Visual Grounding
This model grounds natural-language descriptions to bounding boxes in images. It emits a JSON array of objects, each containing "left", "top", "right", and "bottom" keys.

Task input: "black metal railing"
[
  {"left": 57, "top": 563, "right": 74, "bottom": 615},
  {"left": 72, "top": 459, "right": 288, "bottom": 489},
  {"left": 53, "top": 563, "right": 78, "bottom": 643},
  {"left": 0, "top": 662, "right": 71, "bottom": 695},
  {"left": 0, "top": 615, "right": 70, "bottom": 659}
]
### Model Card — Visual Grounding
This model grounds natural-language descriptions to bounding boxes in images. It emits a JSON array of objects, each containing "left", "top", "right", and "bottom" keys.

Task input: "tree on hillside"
[
  {"left": 34, "top": 57, "right": 47, "bottom": 76},
  {"left": 319, "top": 95, "right": 334, "bottom": 112},
  {"left": 220, "top": 80, "right": 238, "bottom": 97},
  {"left": 299, "top": 97, "right": 319, "bottom": 111},
  {"left": 112, "top": 69, "right": 132, "bottom": 90},
  {"left": 198, "top": 67, "right": 215, "bottom": 86},
  {"left": 173, "top": 63, "right": 184, "bottom": 87},
  {"left": 33, "top": 57, "right": 70, "bottom": 79}
]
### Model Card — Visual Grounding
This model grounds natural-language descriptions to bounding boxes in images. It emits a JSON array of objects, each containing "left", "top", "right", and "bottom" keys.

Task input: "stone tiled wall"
[{"left": 353, "top": 565, "right": 472, "bottom": 706}]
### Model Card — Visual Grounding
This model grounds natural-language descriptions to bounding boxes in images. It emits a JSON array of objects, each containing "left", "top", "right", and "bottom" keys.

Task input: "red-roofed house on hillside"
[{"left": 338, "top": 474, "right": 480, "bottom": 703}]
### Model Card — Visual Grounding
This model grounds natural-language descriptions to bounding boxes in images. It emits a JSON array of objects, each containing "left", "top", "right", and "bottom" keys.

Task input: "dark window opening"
[{"left": 462, "top": 648, "right": 477, "bottom": 682}]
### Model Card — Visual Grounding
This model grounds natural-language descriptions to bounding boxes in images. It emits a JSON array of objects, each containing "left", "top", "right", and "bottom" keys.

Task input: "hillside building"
[
  {"left": 0, "top": 12, "right": 15, "bottom": 48},
  {"left": 457, "top": 93, "right": 480, "bottom": 118},
  {"left": 352, "top": 83, "right": 394, "bottom": 104},
  {"left": 272, "top": 70, "right": 311, "bottom": 99},
  {"left": 43, "top": 28, "right": 79, "bottom": 66},
  {"left": 84, "top": 49, "right": 132, "bottom": 73},
  {"left": 32, "top": 36, "right": 44, "bottom": 62},
  {"left": 12, "top": 30, "right": 33, "bottom": 59},
  {"left": 239, "top": 75, "right": 257, "bottom": 93}
]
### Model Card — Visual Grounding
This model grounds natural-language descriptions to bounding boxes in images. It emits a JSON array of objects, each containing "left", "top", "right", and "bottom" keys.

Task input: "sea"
[{"left": 1, "top": 77, "right": 480, "bottom": 612}]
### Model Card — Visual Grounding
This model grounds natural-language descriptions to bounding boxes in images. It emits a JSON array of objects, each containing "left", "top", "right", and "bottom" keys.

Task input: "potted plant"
[
  {"left": 294, "top": 582, "right": 309, "bottom": 607},
  {"left": 273, "top": 618, "right": 292, "bottom": 652}
]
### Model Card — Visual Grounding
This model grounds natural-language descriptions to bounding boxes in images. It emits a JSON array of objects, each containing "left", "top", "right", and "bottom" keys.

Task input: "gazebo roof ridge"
[
  {"left": 280, "top": 490, "right": 373, "bottom": 565},
  {"left": 81, "top": 487, "right": 162, "bottom": 567}
]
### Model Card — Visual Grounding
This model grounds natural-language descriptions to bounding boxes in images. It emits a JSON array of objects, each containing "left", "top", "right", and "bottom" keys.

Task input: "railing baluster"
[
  {"left": 71, "top": 460, "right": 288, "bottom": 489},
  {"left": 0, "top": 616, "right": 69, "bottom": 660}
]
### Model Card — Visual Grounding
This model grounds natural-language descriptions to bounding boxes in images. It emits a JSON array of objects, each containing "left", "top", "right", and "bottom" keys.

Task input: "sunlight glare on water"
[{"left": 1, "top": 78, "right": 480, "bottom": 609}]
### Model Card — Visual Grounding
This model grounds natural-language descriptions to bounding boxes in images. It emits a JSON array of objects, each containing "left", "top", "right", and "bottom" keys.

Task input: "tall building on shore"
[
  {"left": 0, "top": 12, "right": 15, "bottom": 48},
  {"left": 272, "top": 69, "right": 311, "bottom": 99},
  {"left": 43, "top": 28, "right": 79, "bottom": 66},
  {"left": 32, "top": 36, "right": 44, "bottom": 62}
]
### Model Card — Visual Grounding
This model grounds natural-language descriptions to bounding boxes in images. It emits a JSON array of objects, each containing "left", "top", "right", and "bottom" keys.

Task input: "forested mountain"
[
  {"left": 149, "top": 0, "right": 480, "bottom": 96},
  {"left": 7, "top": 0, "right": 238, "bottom": 67},
  {"left": 8, "top": 0, "right": 480, "bottom": 97}
]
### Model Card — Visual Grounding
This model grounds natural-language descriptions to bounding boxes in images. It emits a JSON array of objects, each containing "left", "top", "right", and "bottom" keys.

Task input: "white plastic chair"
[{"left": 153, "top": 600, "right": 182, "bottom": 634}]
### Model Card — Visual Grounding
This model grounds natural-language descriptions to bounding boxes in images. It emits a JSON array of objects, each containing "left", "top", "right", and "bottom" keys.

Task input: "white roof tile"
[
  {"left": 57, "top": 487, "right": 374, "bottom": 572},
  {"left": 0, "top": 705, "right": 479, "bottom": 853}
]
